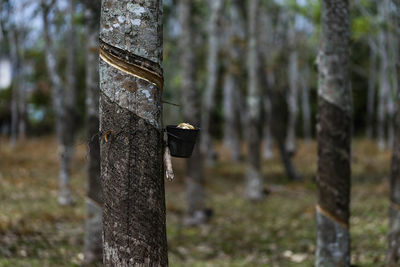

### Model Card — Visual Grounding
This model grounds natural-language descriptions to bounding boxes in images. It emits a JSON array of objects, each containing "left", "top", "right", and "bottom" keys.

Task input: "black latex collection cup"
[{"left": 166, "top": 125, "right": 199, "bottom": 158}]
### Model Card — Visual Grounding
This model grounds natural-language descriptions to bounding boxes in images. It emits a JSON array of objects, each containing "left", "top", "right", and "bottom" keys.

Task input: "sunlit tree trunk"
[
  {"left": 83, "top": 0, "right": 102, "bottom": 263},
  {"left": 42, "top": 1, "right": 74, "bottom": 206},
  {"left": 245, "top": 0, "right": 263, "bottom": 200},
  {"left": 99, "top": 0, "right": 168, "bottom": 265},
  {"left": 179, "top": 0, "right": 208, "bottom": 226},
  {"left": 387, "top": 1, "right": 400, "bottom": 265},
  {"left": 200, "top": 0, "right": 223, "bottom": 166},
  {"left": 316, "top": 0, "right": 351, "bottom": 265},
  {"left": 223, "top": 0, "right": 244, "bottom": 163}
]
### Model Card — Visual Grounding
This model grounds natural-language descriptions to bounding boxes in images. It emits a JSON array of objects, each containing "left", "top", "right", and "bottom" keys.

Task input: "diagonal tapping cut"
[{"left": 99, "top": 40, "right": 164, "bottom": 90}]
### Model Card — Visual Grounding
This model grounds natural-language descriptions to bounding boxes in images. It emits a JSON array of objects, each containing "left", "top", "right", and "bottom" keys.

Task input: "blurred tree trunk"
[
  {"left": 42, "top": 1, "right": 74, "bottom": 206},
  {"left": 179, "top": 0, "right": 209, "bottom": 226},
  {"left": 367, "top": 39, "right": 377, "bottom": 139},
  {"left": 286, "top": 25, "right": 299, "bottom": 155},
  {"left": 245, "top": 0, "right": 263, "bottom": 200},
  {"left": 200, "top": 0, "right": 223, "bottom": 166},
  {"left": 377, "top": 2, "right": 390, "bottom": 150},
  {"left": 223, "top": 0, "right": 244, "bottom": 163},
  {"left": 387, "top": 1, "right": 400, "bottom": 265},
  {"left": 58, "top": 0, "right": 78, "bottom": 206},
  {"left": 8, "top": 28, "right": 20, "bottom": 148},
  {"left": 263, "top": 96, "right": 273, "bottom": 159},
  {"left": 83, "top": 0, "right": 102, "bottom": 263},
  {"left": 301, "top": 68, "right": 312, "bottom": 142},
  {"left": 316, "top": 0, "right": 351, "bottom": 265},
  {"left": 99, "top": 0, "right": 167, "bottom": 265}
]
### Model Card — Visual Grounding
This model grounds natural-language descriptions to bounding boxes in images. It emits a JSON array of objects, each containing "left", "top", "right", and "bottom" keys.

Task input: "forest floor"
[{"left": 0, "top": 137, "right": 392, "bottom": 266}]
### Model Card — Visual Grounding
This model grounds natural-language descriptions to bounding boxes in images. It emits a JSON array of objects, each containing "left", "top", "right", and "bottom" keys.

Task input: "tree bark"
[
  {"left": 222, "top": 0, "right": 244, "bottom": 163},
  {"left": 301, "top": 68, "right": 312, "bottom": 142},
  {"left": 245, "top": 0, "right": 263, "bottom": 201},
  {"left": 83, "top": 0, "right": 102, "bottom": 263},
  {"left": 200, "top": 0, "right": 223, "bottom": 166},
  {"left": 41, "top": 1, "right": 74, "bottom": 206},
  {"left": 377, "top": 1, "right": 390, "bottom": 150},
  {"left": 8, "top": 27, "right": 21, "bottom": 148},
  {"left": 99, "top": 1, "right": 168, "bottom": 265},
  {"left": 316, "top": 0, "right": 352, "bottom": 266},
  {"left": 179, "top": 0, "right": 209, "bottom": 226},
  {"left": 367, "top": 39, "right": 377, "bottom": 139},
  {"left": 58, "top": 0, "right": 78, "bottom": 206},
  {"left": 387, "top": 1, "right": 400, "bottom": 265},
  {"left": 285, "top": 25, "right": 299, "bottom": 155}
]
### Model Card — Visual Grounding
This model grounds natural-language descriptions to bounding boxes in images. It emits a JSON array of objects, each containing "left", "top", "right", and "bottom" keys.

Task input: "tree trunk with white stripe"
[
  {"left": 99, "top": 0, "right": 168, "bottom": 265},
  {"left": 316, "top": 0, "right": 352, "bottom": 265}
]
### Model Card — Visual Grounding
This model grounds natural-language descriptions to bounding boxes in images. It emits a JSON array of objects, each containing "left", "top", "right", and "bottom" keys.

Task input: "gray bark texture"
[
  {"left": 245, "top": 0, "right": 263, "bottom": 201},
  {"left": 178, "top": 0, "right": 209, "bottom": 226},
  {"left": 200, "top": 0, "right": 223, "bottom": 166},
  {"left": 83, "top": 0, "right": 102, "bottom": 263},
  {"left": 377, "top": 1, "right": 391, "bottom": 150},
  {"left": 59, "top": 0, "right": 78, "bottom": 206},
  {"left": 316, "top": 0, "right": 352, "bottom": 266},
  {"left": 301, "top": 68, "right": 311, "bottom": 142},
  {"left": 388, "top": 1, "right": 400, "bottom": 265},
  {"left": 367, "top": 40, "right": 377, "bottom": 139},
  {"left": 41, "top": 1, "right": 74, "bottom": 206},
  {"left": 222, "top": 0, "right": 244, "bottom": 163},
  {"left": 99, "top": 0, "right": 168, "bottom": 266},
  {"left": 285, "top": 24, "right": 299, "bottom": 155}
]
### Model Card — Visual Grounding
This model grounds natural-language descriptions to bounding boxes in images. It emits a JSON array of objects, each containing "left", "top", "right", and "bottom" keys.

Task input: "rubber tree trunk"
[
  {"left": 245, "top": 0, "right": 263, "bottom": 201},
  {"left": 200, "top": 0, "right": 223, "bottom": 166},
  {"left": 315, "top": 0, "right": 352, "bottom": 266},
  {"left": 42, "top": 2, "right": 74, "bottom": 206},
  {"left": 387, "top": 2, "right": 400, "bottom": 264},
  {"left": 222, "top": 0, "right": 244, "bottom": 163},
  {"left": 8, "top": 28, "right": 20, "bottom": 148},
  {"left": 285, "top": 25, "right": 299, "bottom": 155},
  {"left": 300, "top": 68, "right": 312, "bottom": 142},
  {"left": 58, "top": 0, "right": 78, "bottom": 206},
  {"left": 377, "top": 1, "right": 390, "bottom": 150},
  {"left": 367, "top": 40, "right": 377, "bottom": 139},
  {"left": 179, "top": 0, "right": 208, "bottom": 226},
  {"left": 83, "top": 0, "right": 102, "bottom": 263},
  {"left": 99, "top": 0, "right": 168, "bottom": 265}
]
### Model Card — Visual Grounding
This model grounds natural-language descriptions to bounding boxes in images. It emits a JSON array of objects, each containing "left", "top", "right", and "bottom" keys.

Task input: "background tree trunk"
[
  {"left": 179, "top": 0, "right": 209, "bottom": 226},
  {"left": 367, "top": 39, "right": 377, "bottom": 139},
  {"left": 286, "top": 24, "right": 299, "bottom": 155},
  {"left": 58, "top": 0, "right": 78, "bottom": 206},
  {"left": 222, "top": 0, "right": 244, "bottom": 163},
  {"left": 316, "top": 0, "right": 352, "bottom": 266},
  {"left": 301, "top": 68, "right": 312, "bottom": 142},
  {"left": 83, "top": 0, "right": 102, "bottom": 263},
  {"left": 387, "top": 1, "right": 400, "bottom": 264},
  {"left": 200, "top": 0, "right": 223, "bottom": 166},
  {"left": 245, "top": 0, "right": 263, "bottom": 201},
  {"left": 99, "top": 0, "right": 168, "bottom": 265},
  {"left": 377, "top": 2, "right": 390, "bottom": 150},
  {"left": 42, "top": 1, "right": 74, "bottom": 206}
]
